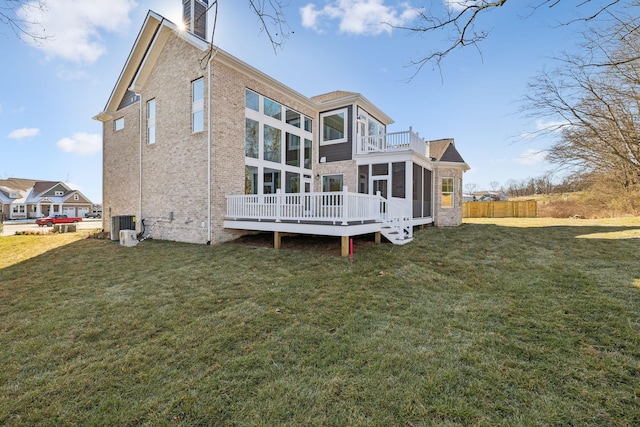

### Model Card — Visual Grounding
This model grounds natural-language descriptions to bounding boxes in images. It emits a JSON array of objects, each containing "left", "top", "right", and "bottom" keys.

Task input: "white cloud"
[
  {"left": 56, "top": 132, "right": 101, "bottom": 155},
  {"left": 8, "top": 127, "right": 40, "bottom": 139},
  {"left": 443, "top": 1, "right": 481, "bottom": 12},
  {"left": 18, "top": 0, "right": 137, "bottom": 64},
  {"left": 301, "top": 0, "right": 420, "bottom": 35},
  {"left": 516, "top": 148, "right": 547, "bottom": 165}
]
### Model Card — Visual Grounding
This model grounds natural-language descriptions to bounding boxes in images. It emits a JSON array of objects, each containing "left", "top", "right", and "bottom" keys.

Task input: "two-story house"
[
  {"left": 0, "top": 177, "right": 94, "bottom": 221},
  {"left": 94, "top": 0, "right": 469, "bottom": 255}
]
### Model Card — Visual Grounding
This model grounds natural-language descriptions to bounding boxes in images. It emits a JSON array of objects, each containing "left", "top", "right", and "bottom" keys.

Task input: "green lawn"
[{"left": 1, "top": 221, "right": 639, "bottom": 426}]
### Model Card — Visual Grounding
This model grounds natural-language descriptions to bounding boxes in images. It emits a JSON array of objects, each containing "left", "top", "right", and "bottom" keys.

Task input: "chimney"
[{"left": 182, "top": 0, "right": 208, "bottom": 39}]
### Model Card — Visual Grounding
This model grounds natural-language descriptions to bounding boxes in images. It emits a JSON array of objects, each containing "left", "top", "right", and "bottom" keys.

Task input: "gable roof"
[
  {"left": 0, "top": 178, "right": 36, "bottom": 192},
  {"left": 32, "top": 181, "right": 64, "bottom": 196},
  {"left": 95, "top": 10, "right": 316, "bottom": 122},
  {"left": 94, "top": 10, "right": 394, "bottom": 126},
  {"left": 429, "top": 139, "right": 470, "bottom": 170},
  {"left": 0, "top": 178, "right": 93, "bottom": 204}
]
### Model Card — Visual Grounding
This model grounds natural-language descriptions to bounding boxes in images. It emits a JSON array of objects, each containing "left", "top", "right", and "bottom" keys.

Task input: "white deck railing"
[
  {"left": 358, "top": 127, "right": 428, "bottom": 156},
  {"left": 226, "top": 187, "right": 409, "bottom": 227}
]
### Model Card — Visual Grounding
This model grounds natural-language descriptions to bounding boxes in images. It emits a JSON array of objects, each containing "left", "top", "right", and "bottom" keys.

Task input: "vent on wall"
[{"left": 111, "top": 215, "right": 136, "bottom": 241}]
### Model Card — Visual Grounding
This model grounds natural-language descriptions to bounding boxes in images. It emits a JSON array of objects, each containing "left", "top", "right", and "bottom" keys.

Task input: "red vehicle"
[{"left": 36, "top": 214, "right": 83, "bottom": 227}]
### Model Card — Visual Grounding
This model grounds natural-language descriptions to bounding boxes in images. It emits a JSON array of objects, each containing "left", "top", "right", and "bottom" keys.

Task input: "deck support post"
[
  {"left": 274, "top": 231, "right": 282, "bottom": 250},
  {"left": 375, "top": 231, "right": 381, "bottom": 244},
  {"left": 341, "top": 235, "right": 349, "bottom": 257}
]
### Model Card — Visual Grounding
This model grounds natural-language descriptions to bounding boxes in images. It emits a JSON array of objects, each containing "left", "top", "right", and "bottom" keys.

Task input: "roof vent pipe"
[{"left": 182, "top": 0, "right": 208, "bottom": 39}]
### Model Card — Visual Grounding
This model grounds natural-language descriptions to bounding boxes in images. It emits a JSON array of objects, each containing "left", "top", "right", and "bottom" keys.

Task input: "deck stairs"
[{"left": 379, "top": 199, "right": 413, "bottom": 245}]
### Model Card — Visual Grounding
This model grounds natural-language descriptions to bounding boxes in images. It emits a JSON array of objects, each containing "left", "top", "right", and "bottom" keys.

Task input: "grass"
[{"left": 1, "top": 220, "right": 640, "bottom": 425}]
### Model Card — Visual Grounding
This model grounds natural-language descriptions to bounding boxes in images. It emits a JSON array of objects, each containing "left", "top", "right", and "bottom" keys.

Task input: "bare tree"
[
  {"left": 0, "top": 0, "right": 47, "bottom": 43},
  {"left": 394, "top": 0, "right": 625, "bottom": 72},
  {"left": 489, "top": 181, "right": 500, "bottom": 191},
  {"left": 464, "top": 182, "right": 478, "bottom": 194},
  {"left": 524, "top": 9, "right": 640, "bottom": 191}
]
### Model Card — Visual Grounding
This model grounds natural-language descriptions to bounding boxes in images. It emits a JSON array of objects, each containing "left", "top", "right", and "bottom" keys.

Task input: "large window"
[
  {"left": 264, "top": 98, "right": 282, "bottom": 120},
  {"left": 322, "top": 174, "right": 344, "bottom": 192},
  {"left": 245, "top": 118, "right": 259, "bottom": 158},
  {"left": 286, "top": 133, "right": 300, "bottom": 167},
  {"left": 264, "top": 125, "right": 281, "bottom": 163},
  {"left": 245, "top": 89, "right": 313, "bottom": 194},
  {"left": 263, "top": 168, "right": 281, "bottom": 194},
  {"left": 147, "top": 99, "right": 156, "bottom": 145},
  {"left": 192, "top": 78, "right": 204, "bottom": 133},
  {"left": 304, "top": 139, "right": 312, "bottom": 170},
  {"left": 285, "top": 172, "right": 300, "bottom": 193},
  {"left": 245, "top": 89, "right": 259, "bottom": 111},
  {"left": 245, "top": 166, "right": 258, "bottom": 194},
  {"left": 321, "top": 109, "right": 347, "bottom": 144},
  {"left": 442, "top": 178, "right": 454, "bottom": 208}
]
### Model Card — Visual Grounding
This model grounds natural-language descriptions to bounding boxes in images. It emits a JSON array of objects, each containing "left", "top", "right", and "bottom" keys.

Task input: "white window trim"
[
  {"left": 441, "top": 177, "right": 454, "bottom": 208},
  {"left": 147, "top": 99, "right": 156, "bottom": 145},
  {"left": 244, "top": 89, "right": 314, "bottom": 196},
  {"left": 320, "top": 108, "right": 348, "bottom": 146},
  {"left": 321, "top": 174, "right": 345, "bottom": 192},
  {"left": 192, "top": 78, "right": 204, "bottom": 133}
]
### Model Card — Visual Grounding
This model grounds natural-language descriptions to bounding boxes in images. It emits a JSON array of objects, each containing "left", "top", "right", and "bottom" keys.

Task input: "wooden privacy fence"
[{"left": 463, "top": 200, "right": 537, "bottom": 218}]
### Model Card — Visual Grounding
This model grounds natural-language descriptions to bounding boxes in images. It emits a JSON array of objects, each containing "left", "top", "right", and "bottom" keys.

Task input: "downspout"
[
  {"left": 137, "top": 92, "right": 143, "bottom": 234},
  {"left": 207, "top": 48, "right": 219, "bottom": 245}
]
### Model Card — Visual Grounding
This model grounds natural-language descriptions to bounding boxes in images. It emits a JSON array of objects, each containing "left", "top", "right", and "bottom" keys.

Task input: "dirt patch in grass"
[{"left": 231, "top": 231, "right": 380, "bottom": 256}]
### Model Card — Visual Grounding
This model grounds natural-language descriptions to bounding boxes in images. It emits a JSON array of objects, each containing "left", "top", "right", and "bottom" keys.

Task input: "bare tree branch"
[
  {"left": 395, "top": 0, "right": 628, "bottom": 71},
  {"left": 0, "top": 0, "right": 48, "bottom": 44}
]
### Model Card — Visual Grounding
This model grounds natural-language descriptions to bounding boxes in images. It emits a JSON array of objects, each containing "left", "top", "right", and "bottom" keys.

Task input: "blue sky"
[{"left": 0, "top": 0, "right": 593, "bottom": 202}]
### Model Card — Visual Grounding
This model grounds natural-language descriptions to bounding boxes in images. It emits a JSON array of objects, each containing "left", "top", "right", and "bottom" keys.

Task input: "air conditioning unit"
[
  {"left": 111, "top": 215, "right": 136, "bottom": 241},
  {"left": 119, "top": 229, "right": 138, "bottom": 247}
]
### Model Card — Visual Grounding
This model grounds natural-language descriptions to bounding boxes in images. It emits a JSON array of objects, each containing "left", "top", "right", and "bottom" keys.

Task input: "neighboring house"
[
  {"left": 473, "top": 191, "right": 509, "bottom": 201},
  {"left": 0, "top": 178, "right": 94, "bottom": 221},
  {"left": 94, "top": 1, "right": 469, "bottom": 254}
]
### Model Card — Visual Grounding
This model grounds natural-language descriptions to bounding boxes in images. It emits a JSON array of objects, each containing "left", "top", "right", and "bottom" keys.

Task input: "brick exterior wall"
[{"left": 432, "top": 164, "right": 464, "bottom": 227}]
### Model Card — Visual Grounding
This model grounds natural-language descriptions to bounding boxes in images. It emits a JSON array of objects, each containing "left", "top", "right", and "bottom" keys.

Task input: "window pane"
[
  {"left": 322, "top": 112, "right": 345, "bottom": 142},
  {"left": 192, "top": 78, "right": 204, "bottom": 102},
  {"left": 304, "top": 117, "right": 313, "bottom": 133},
  {"left": 358, "top": 165, "right": 369, "bottom": 194},
  {"left": 322, "top": 175, "right": 343, "bottom": 192},
  {"left": 413, "top": 164, "right": 422, "bottom": 218},
  {"left": 286, "top": 109, "right": 301, "bottom": 127},
  {"left": 114, "top": 117, "right": 124, "bottom": 131},
  {"left": 285, "top": 172, "right": 300, "bottom": 193},
  {"left": 263, "top": 124, "right": 281, "bottom": 163},
  {"left": 286, "top": 133, "right": 300, "bottom": 167},
  {"left": 245, "top": 118, "right": 259, "bottom": 158},
  {"left": 304, "top": 138, "right": 312, "bottom": 170},
  {"left": 264, "top": 98, "right": 282, "bottom": 120},
  {"left": 372, "top": 163, "right": 388, "bottom": 176},
  {"left": 192, "top": 110, "right": 204, "bottom": 133},
  {"left": 392, "top": 162, "right": 405, "bottom": 198},
  {"left": 147, "top": 99, "right": 156, "bottom": 144},
  {"left": 442, "top": 178, "right": 454, "bottom": 193},
  {"left": 442, "top": 178, "right": 454, "bottom": 207},
  {"left": 263, "top": 168, "right": 280, "bottom": 194},
  {"left": 245, "top": 166, "right": 258, "bottom": 194},
  {"left": 245, "top": 89, "right": 259, "bottom": 111}
]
